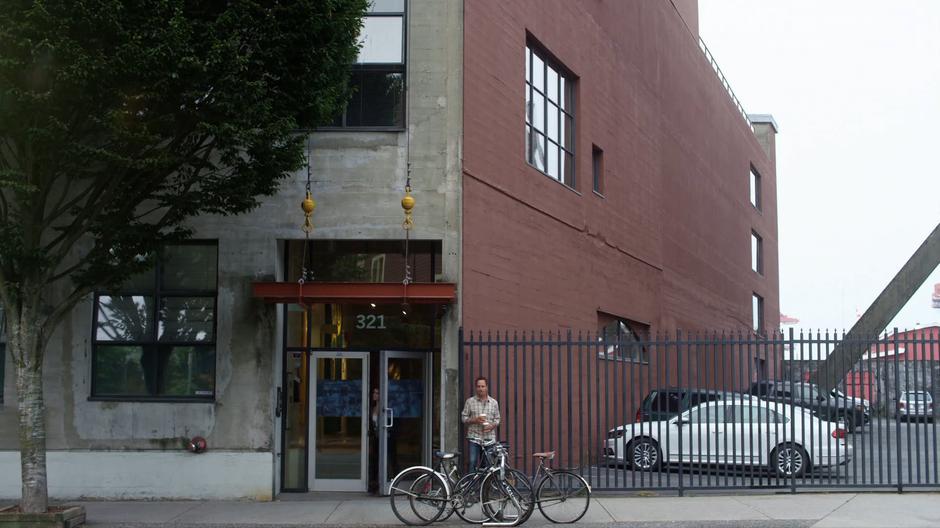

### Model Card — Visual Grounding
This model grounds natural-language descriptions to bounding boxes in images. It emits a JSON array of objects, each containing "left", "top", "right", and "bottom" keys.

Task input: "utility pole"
[{"left": 814, "top": 222, "right": 940, "bottom": 392}]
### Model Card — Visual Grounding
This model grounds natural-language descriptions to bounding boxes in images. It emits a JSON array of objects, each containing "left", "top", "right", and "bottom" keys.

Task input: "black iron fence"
[{"left": 459, "top": 328, "right": 940, "bottom": 493}]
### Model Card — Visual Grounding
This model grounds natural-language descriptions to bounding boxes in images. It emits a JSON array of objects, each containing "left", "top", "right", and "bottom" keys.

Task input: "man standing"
[{"left": 461, "top": 376, "right": 500, "bottom": 471}]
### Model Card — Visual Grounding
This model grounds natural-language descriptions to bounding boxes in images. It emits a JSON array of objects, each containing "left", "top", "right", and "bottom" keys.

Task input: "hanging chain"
[{"left": 300, "top": 135, "right": 316, "bottom": 284}]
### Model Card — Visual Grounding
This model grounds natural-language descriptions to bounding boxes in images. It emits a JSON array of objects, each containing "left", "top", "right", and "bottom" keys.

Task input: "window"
[
  {"left": 330, "top": 0, "right": 405, "bottom": 128},
  {"left": 0, "top": 305, "right": 5, "bottom": 405},
  {"left": 92, "top": 243, "right": 218, "bottom": 400},
  {"left": 729, "top": 405, "right": 786, "bottom": 424},
  {"left": 687, "top": 405, "right": 724, "bottom": 423},
  {"left": 751, "top": 231, "right": 763, "bottom": 274},
  {"left": 592, "top": 145, "right": 604, "bottom": 194},
  {"left": 750, "top": 166, "right": 762, "bottom": 210},
  {"left": 526, "top": 44, "right": 574, "bottom": 186},
  {"left": 598, "top": 317, "right": 649, "bottom": 362},
  {"left": 752, "top": 293, "right": 764, "bottom": 334},
  {"left": 651, "top": 391, "right": 683, "bottom": 414}
]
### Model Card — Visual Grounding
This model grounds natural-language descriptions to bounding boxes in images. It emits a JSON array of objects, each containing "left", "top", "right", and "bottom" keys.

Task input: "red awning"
[{"left": 251, "top": 281, "right": 457, "bottom": 305}]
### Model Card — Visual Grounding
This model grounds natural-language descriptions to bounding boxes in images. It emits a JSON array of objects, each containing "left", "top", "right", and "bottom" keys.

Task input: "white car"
[{"left": 605, "top": 398, "right": 853, "bottom": 478}]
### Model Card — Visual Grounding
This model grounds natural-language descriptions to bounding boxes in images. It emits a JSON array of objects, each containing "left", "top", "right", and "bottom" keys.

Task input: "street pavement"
[{"left": 51, "top": 490, "right": 940, "bottom": 528}]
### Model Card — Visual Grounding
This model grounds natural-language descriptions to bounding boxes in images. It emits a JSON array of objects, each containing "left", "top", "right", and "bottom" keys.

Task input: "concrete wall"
[
  {"left": 461, "top": 0, "right": 779, "bottom": 334},
  {"left": 0, "top": 0, "right": 463, "bottom": 499}
]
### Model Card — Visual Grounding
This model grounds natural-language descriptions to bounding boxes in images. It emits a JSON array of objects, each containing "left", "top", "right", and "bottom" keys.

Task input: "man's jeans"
[{"left": 467, "top": 440, "right": 484, "bottom": 472}]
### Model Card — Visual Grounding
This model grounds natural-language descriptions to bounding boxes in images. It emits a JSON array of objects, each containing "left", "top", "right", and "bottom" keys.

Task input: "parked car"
[
  {"left": 605, "top": 398, "right": 852, "bottom": 478},
  {"left": 749, "top": 380, "right": 867, "bottom": 432},
  {"left": 896, "top": 391, "right": 934, "bottom": 421},
  {"left": 634, "top": 388, "right": 747, "bottom": 423},
  {"left": 830, "top": 388, "right": 871, "bottom": 424}
]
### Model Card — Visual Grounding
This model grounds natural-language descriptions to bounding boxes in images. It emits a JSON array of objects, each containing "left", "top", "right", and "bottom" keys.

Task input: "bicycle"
[
  {"left": 389, "top": 440, "right": 533, "bottom": 526},
  {"left": 521, "top": 450, "right": 591, "bottom": 524}
]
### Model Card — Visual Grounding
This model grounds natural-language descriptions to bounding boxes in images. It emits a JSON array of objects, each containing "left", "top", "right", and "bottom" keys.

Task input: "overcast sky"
[{"left": 699, "top": 1, "right": 940, "bottom": 333}]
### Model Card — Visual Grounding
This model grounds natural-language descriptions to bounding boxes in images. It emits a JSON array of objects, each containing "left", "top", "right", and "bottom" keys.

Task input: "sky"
[{"left": 699, "top": 1, "right": 940, "bottom": 332}]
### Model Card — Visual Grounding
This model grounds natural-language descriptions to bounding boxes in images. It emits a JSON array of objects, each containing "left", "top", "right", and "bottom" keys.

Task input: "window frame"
[
  {"left": 750, "top": 165, "right": 762, "bottom": 211},
  {"left": 323, "top": 1, "right": 407, "bottom": 131},
  {"left": 751, "top": 230, "right": 763, "bottom": 275},
  {"left": 592, "top": 144, "right": 604, "bottom": 196},
  {"left": 525, "top": 42, "right": 575, "bottom": 188},
  {"left": 0, "top": 305, "right": 5, "bottom": 405},
  {"left": 597, "top": 316, "right": 650, "bottom": 364},
  {"left": 752, "top": 292, "right": 764, "bottom": 334},
  {"left": 90, "top": 241, "right": 219, "bottom": 402}
]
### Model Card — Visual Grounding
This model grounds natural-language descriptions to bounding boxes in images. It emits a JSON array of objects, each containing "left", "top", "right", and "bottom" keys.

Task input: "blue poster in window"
[
  {"left": 316, "top": 379, "right": 363, "bottom": 417},
  {"left": 389, "top": 379, "right": 423, "bottom": 418}
]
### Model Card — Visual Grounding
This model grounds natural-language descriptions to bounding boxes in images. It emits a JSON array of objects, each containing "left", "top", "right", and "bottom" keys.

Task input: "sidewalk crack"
[
  {"left": 322, "top": 500, "right": 344, "bottom": 523},
  {"left": 809, "top": 493, "right": 857, "bottom": 527},
  {"left": 168, "top": 501, "right": 206, "bottom": 523},
  {"left": 730, "top": 496, "right": 772, "bottom": 520}
]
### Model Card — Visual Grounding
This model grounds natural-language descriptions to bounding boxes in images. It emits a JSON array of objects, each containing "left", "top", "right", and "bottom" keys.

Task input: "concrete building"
[{"left": 0, "top": 0, "right": 778, "bottom": 499}]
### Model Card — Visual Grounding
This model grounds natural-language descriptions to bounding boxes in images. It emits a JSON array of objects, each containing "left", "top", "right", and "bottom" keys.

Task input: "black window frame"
[
  {"left": 90, "top": 241, "right": 219, "bottom": 402},
  {"left": 750, "top": 165, "right": 762, "bottom": 211},
  {"left": 324, "top": 1, "right": 407, "bottom": 130},
  {"left": 525, "top": 41, "right": 575, "bottom": 188},
  {"left": 598, "top": 317, "right": 650, "bottom": 363},
  {"left": 0, "top": 305, "right": 5, "bottom": 405},
  {"left": 751, "top": 230, "right": 763, "bottom": 275}
]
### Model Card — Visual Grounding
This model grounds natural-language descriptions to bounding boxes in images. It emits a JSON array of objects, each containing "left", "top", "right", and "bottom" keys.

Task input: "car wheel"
[
  {"left": 772, "top": 444, "right": 808, "bottom": 479},
  {"left": 629, "top": 438, "right": 661, "bottom": 471}
]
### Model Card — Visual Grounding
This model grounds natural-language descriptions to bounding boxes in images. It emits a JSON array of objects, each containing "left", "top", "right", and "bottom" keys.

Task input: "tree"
[{"left": 0, "top": 0, "right": 368, "bottom": 512}]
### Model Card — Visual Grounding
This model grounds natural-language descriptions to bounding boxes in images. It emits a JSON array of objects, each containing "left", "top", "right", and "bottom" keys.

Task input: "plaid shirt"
[{"left": 461, "top": 395, "right": 500, "bottom": 441}]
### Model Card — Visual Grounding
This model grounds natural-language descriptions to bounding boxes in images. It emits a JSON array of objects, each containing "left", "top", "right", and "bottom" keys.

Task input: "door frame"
[
  {"left": 379, "top": 350, "right": 432, "bottom": 495},
  {"left": 309, "top": 350, "right": 370, "bottom": 492}
]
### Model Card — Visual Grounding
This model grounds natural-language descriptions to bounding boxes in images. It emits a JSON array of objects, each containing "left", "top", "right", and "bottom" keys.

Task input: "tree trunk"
[{"left": 11, "top": 311, "right": 49, "bottom": 513}]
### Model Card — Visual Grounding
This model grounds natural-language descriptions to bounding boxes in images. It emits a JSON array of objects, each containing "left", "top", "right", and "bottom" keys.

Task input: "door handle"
[
  {"left": 385, "top": 408, "right": 394, "bottom": 429},
  {"left": 713, "top": 430, "right": 724, "bottom": 434}
]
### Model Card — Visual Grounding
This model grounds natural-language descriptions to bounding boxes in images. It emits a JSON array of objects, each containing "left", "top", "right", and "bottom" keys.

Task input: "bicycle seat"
[
  {"left": 532, "top": 451, "right": 556, "bottom": 460},
  {"left": 433, "top": 450, "right": 459, "bottom": 460}
]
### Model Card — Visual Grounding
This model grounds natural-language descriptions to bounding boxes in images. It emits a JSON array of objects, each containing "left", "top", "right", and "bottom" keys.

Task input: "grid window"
[
  {"left": 592, "top": 145, "right": 604, "bottom": 194},
  {"left": 751, "top": 230, "right": 763, "bottom": 274},
  {"left": 92, "top": 243, "right": 218, "bottom": 400},
  {"left": 750, "top": 166, "right": 762, "bottom": 210},
  {"left": 598, "top": 317, "right": 649, "bottom": 363},
  {"left": 526, "top": 44, "right": 574, "bottom": 187},
  {"left": 329, "top": 1, "right": 405, "bottom": 128},
  {"left": 752, "top": 293, "right": 764, "bottom": 334}
]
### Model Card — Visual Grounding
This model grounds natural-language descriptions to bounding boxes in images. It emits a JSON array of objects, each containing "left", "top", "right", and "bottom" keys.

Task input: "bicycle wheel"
[
  {"left": 481, "top": 469, "right": 534, "bottom": 526},
  {"left": 409, "top": 471, "right": 453, "bottom": 523},
  {"left": 452, "top": 471, "right": 491, "bottom": 524},
  {"left": 389, "top": 467, "right": 447, "bottom": 526},
  {"left": 536, "top": 470, "right": 591, "bottom": 523}
]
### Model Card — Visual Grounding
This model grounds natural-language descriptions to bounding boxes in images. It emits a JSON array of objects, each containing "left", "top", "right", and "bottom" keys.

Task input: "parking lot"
[{"left": 585, "top": 417, "right": 938, "bottom": 491}]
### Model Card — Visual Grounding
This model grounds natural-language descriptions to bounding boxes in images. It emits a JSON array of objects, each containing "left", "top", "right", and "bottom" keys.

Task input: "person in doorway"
[
  {"left": 368, "top": 387, "right": 380, "bottom": 493},
  {"left": 461, "top": 376, "right": 500, "bottom": 471}
]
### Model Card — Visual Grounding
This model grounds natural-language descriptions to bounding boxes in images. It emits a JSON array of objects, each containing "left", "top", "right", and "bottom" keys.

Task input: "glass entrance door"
[
  {"left": 310, "top": 351, "right": 369, "bottom": 491},
  {"left": 379, "top": 351, "right": 430, "bottom": 494}
]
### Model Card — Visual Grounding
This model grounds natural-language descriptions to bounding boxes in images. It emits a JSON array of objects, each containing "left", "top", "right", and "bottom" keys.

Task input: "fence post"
[
  {"left": 458, "top": 327, "right": 464, "bottom": 456},
  {"left": 789, "top": 327, "right": 797, "bottom": 494},
  {"left": 894, "top": 328, "right": 902, "bottom": 493},
  {"left": 567, "top": 329, "right": 573, "bottom": 472}
]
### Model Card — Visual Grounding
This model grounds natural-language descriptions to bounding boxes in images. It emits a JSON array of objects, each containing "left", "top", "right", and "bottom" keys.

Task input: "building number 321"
[{"left": 355, "top": 314, "right": 387, "bottom": 329}]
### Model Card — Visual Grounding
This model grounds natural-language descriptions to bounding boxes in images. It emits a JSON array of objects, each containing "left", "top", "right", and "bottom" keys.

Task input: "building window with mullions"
[
  {"left": 329, "top": 0, "right": 406, "bottom": 128},
  {"left": 92, "top": 243, "right": 218, "bottom": 400},
  {"left": 526, "top": 43, "right": 575, "bottom": 187}
]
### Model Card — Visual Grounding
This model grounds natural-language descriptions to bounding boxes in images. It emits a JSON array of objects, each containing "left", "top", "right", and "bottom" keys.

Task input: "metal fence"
[{"left": 459, "top": 328, "right": 940, "bottom": 493}]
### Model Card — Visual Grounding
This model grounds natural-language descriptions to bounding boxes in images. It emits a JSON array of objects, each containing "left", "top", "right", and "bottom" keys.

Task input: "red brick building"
[{"left": 461, "top": 0, "right": 779, "bottom": 336}]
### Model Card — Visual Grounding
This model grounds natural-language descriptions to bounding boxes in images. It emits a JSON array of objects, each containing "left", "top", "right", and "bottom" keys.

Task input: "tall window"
[
  {"left": 750, "top": 166, "right": 762, "bottom": 210},
  {"left": 751, "top": 230, "right": 763, "bottom": 274},
  {"left": 592, "top": 145, "right": 604, "bottom": 195},
  {"left": 92, "top": 243, "right": 218, "bottom": 400},
  {"left": 752, "top": 293, "right": 764, "bottom": 334},
  {"left": 0, "top": 306, "right": 5, "bottom": 405},
  {"left": 330, "top": 0, "right": 405, "bottom": 128},
  {"left": 526, "top": 44, "right": 574, "bottom": 187}
]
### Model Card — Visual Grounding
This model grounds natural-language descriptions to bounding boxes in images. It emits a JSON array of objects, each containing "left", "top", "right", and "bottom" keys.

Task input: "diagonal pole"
[{"left": 814, "top": 222, "right": 940, "bottom": 392}]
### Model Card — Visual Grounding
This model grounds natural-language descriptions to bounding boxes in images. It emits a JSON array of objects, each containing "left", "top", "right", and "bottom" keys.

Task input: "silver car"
[{"left": 897, "top": 391, "right": 934, "bottom": 421}]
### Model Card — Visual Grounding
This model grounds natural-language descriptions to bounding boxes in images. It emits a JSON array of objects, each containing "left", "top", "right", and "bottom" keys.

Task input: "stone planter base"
[{"left": 0, "top": 505, "right": 85, "bottom": 528}]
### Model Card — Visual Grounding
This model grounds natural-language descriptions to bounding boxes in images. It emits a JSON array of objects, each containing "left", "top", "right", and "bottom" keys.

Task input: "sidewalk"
[{"left": 71, "top": 491, "right": 940, "bottom": 528}]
